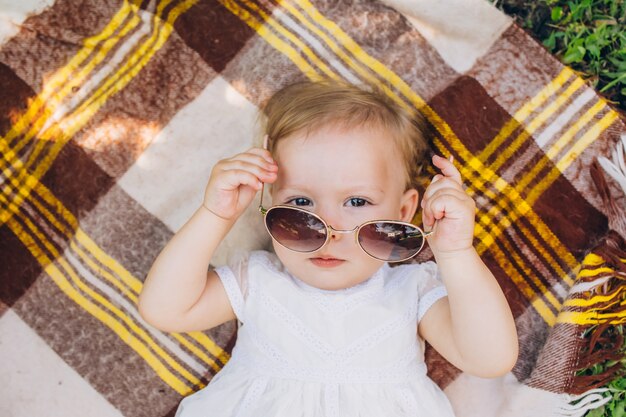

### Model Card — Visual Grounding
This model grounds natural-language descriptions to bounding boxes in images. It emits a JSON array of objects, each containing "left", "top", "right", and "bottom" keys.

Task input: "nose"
[{"left": 317, "top": 210, "right": 350, "bottom": 241}]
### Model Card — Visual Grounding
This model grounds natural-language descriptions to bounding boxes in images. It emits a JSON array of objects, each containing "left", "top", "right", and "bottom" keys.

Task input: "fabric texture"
[
  {"left": 0, "top": 0, "right": 624, "bottom": 416},
  {"left": 176, "top": 251, "right": 453, "bottom": 417}
]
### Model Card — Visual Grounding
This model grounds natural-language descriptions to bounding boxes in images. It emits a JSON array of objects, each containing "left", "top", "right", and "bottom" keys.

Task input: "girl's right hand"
[{"left": 202, "top": 147, "right": 278, "bottom": 221}]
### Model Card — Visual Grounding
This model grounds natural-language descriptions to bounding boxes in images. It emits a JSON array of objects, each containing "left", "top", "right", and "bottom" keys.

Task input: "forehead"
[{"left": 272, "top": 125, "right": 407, "bottom": 189}]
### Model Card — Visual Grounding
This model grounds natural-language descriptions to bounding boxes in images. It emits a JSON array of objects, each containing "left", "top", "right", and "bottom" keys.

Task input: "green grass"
[
  {"left": 574, "top": 325, "right": 626, "bottom": 417},
  {"left": 490, "top": 0, "right": 626, "bottom": 114}
]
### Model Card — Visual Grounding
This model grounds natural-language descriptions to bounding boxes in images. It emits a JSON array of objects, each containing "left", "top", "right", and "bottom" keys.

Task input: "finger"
[
  {"left": 228, "top": 150, "right": 277, "bottom": 171},
  {"left": 432, "top": 154, "right": 462, "bottom": 185},
  {"left": 421, "top": 177, "right": 464, "bottom": 205},
  {"left": 219, "top": 159, "right": 278, "bottom": 182},
  {"left": 426, "top": 192, "right": 473, "bottom": 221},
  {"left": 218, "top": 169, "right": 265, "bottom": 191}
]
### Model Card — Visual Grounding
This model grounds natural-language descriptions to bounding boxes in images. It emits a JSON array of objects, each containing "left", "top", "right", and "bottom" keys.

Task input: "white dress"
[{"left": 176, "top": 251, "right": 456, "bottom": 417}]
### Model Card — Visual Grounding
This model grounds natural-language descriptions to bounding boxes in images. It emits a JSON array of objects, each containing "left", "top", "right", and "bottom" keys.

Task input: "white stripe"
[
  {"left": 570, "top": 276, "right": 611, "bottom": 293},
  {"left": 535, "top": 88, "right": 595, "bottom": 149},
  {"left": 271, "top": 7, "right": 361, "bottom": 83},
  {"left": 63, "top": 247, "right": 208, "bottom": 375},
  {"left": 18, "top": 197, "right": 207, "bottom": 377},
  {"left": 39, "top": 7, "right": 154, "bottom": 134}
]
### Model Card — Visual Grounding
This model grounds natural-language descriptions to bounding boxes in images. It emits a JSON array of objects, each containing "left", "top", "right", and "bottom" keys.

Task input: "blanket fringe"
[
  {"left": 557, "top": 388, "right": 612, "bottom": 417},
  {"left": 570, "top": 232, "right": 626, "bottom": 394},
  {"left": 567, "top": 154, "right": 626, "bottom": 397}
]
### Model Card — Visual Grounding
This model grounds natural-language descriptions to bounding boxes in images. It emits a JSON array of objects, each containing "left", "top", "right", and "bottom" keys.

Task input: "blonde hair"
[{"left": 260, "top": 79, "right": 430, "bottom": 189}]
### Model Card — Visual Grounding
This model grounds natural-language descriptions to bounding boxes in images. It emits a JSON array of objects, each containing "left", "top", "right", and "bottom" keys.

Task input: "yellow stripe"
[
  {"left": 75, "top": 228, "right": 143, "bottom": 294},
  {"left": 189, "top": 332, "right": 232, "bottom": 366},
  {"left": 565, "top": 290, "right": 622, "bottom": 307},
  {"left": 578, "top": 266, "right": 617, "bottom": 278},
  {"left": 525, "top": 111, "right": 617, "bottom": 207},
  {"left": 514, "top": 100, "right": 606, "bottom": 197},
  {"left": 5, "top": 0, "right": 141, "bottom": 146},
  {"left": 478, "top": 69, "right": 575, "bottom": 162},
  {"left": 0, "top": 176, "right": 230, "bottom": 370},
  {"left": 46, "top": 259, "right": 194, "bottom": 395},
  {"left": 219, "top": 0, "right": 325, "bottom": 79},
  {"left": 440, "top": 137, "right": 578, "bottom": 273},
  {"left": 52, "top": 0, "right": 190, "bottom": 133},
  {"left": 555, "top": 111, "right": 618, "bottom": 172},
  {"left": 557, "top": 310, "right": 626, "bottom": 325},
  {"left": 12, "top": 6, "right": 143, "bottom": 157},
  {"left": 172, "top": 333, "right": 222, "bottom": 374},
  {"left": 21, "top": 0, "right": 196, "bottom": 178},
  {"left": 0, "top": 156, "right": 230, "bottom": 374},
  {"left": 1, "top": 0, "right": 195, "bottom": 230},
  {"left": 239, "top": 0, "right": 338, "bottom": 79},
  {"left": 70, "top": 239, "right": 139, "bottom": 303},
  {"left": 582, "top": 253, "right": 607, "bottom": 267},
  {"left": 472, "top": 98, "right": 612, "bottom": 294},
  {"left": 1, "top": 0, "right": 231, "bottom": 384},
  {"left": 487, "top": 78, "right": 586, "bottom": 173},
  {"left": 277, "top": 1, "right": 379, "bottom": 85},
  {"left": 2, "top": 195, "right": 204, "bottom": 388},
  {"left": 2, "top": 204, "right": 196, "bottom": 395}
]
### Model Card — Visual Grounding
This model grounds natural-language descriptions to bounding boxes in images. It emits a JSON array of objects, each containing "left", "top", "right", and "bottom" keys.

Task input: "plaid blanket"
[{"left": 1, "top": 1, "right": 624, "bottom": 416}]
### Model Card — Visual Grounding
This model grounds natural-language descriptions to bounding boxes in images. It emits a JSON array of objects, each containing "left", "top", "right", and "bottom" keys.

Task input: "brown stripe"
[
  {"left": 0, "top": 224, "right": 44, "bottom": 307},
  {"left": 512, "top": 306, "right": 550, "bottom": 382},
  {"left": 38, "top": 141, "right": 115, "bottom": 221},
  {"left": 532, "top": 173, "right": 608, "bottom": 257},
  {"left": 173, "top": 0, "right": 259, "bottom": 73},
  {"left": 0, "top": 63, "right": 41, "bottom": 308},
  {"left": 0, "top": 62, "right": 34, "bottom": 136},
  {"left": 468, "top": 23, "right": 564, "bottom": 115},
  {"left": 428, "top": 75, "right": 511, "bottom": 155},
  {"left": 481, "top": 252, "right": 530, "bottom": 319},
  {"left": 425, "top": 342, "right": 462, "bottom": 389}
]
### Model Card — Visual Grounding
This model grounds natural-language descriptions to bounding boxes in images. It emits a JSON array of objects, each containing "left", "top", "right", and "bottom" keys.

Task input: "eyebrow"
[{"left": 276, "top": 185, "right": 386, "bottom": 197}]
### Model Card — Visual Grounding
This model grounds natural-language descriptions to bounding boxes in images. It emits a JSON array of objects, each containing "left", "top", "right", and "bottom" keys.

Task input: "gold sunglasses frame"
[{"left": 258, "top": 182, "right": 434, "bottom": 262}]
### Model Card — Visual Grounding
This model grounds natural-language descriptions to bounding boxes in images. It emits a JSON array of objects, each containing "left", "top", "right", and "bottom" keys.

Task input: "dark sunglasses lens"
[
  {"left": 358, "top": 222, "right": 424, "bottom": 261},
  {"left": 265, "top": 207, "right": 327, "bottom": 252}
]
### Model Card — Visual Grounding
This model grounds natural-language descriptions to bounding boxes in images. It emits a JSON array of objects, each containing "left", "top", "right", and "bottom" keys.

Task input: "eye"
[
  {"left": 346, "top": 197, "right": 369, "bottom": 207},
  {"left": 287, "top": 197, "right": 312, "bottom": 207}
]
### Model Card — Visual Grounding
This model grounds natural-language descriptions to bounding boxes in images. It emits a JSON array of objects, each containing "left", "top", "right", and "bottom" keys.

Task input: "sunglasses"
[{"left": 257, "top": 183, "right": 433, "bottom": 263}]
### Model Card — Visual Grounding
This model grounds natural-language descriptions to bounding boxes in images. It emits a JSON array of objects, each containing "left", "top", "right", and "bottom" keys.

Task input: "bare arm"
[
  {"left": 138, "top": 147, "right": 277, "bottom": 333},
  {"left": 417, "top": 155, "right": 518, "bottom": 378}
]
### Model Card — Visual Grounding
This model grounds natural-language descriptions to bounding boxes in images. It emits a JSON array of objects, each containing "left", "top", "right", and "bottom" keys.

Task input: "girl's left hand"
[{"left": 421, "top": 154, "right": 476, "bottom": 257}]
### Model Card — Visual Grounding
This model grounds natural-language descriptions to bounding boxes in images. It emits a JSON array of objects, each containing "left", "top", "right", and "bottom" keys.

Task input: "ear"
[{"left": 399, "top": 188, "right": 419, "bottom": 223}]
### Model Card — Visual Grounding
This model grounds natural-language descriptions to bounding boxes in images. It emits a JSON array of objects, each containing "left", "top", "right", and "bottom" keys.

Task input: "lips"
[{"left": 309, "top": 257, "right": 345, "bottom": 268}]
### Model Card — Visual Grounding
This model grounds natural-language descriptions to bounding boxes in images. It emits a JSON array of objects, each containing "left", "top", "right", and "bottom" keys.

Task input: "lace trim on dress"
[
  {"left": 260, "top": 290, "right": 336, "bottom": 357},
  {"left": 233, "top": 342, "right": 427, "bottom": 384},
  {"left": 325, "top": 383, "right": 339, "bottom": 417},
  {"left": 260, "top": 288, "right": 419, "bottom": 361},
  {"left": 215, "top": 265, "right": 246, "bottom": 322},
  {"left": 338, "top": 296, "right": 418, "bottom": 360},
  {"left": 293, "top": 264, "right": 423, "bottom": 317},
  {"left": 418, "top": 286, "right": 448, "bottom": 323}
]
